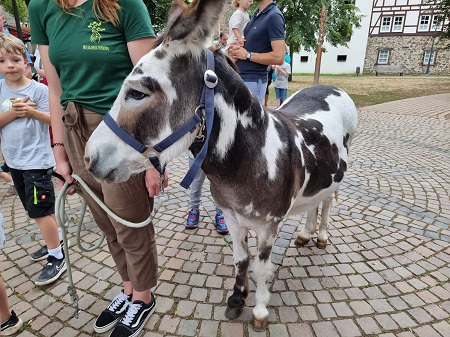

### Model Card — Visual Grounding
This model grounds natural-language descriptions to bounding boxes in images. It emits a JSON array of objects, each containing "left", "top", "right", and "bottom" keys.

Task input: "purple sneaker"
[
  {"left": 186, "top": 209, "right": 200, "bottom": 229},
  {"left": 215, "top": 213, "right": 228, "bottom": 234}
]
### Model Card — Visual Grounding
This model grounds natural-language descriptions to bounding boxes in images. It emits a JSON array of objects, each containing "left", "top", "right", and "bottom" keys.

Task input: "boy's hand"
[{"left": 12, "top": 96, "right": 37, "bottom": 118}]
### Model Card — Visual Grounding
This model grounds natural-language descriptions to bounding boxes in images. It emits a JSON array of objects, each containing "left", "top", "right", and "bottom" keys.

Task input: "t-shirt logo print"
[{"left": 88, "top": 21, "right": 105, "bottom": 44}]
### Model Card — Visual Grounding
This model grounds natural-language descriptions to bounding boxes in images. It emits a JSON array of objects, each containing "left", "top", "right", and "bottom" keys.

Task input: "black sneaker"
[
  {"left": 110, "top": 294, "right": 156, "bottom": 337},
  {"left": 0, "top": 310, "right": 23, "bottom": 335},
  {"left": 93, "top": 291, "right": 132, "bottom": 333},
  {"left": 34, "top": 255, "right": 67, "bottom": 286},
  {"left": 31, "top": 240, "right": 70, "bottom": 261}
]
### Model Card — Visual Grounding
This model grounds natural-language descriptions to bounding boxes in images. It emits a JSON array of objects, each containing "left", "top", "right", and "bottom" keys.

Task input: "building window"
[
  {"left": 392, "top": 16, "right": 404, "bottom": 32},
  {"left": 423, "top": 50, "right": 436, "bottom": 65},
  {"left": 300, "top": 56, "right": 308, "bottom": 62},
  {"left": 337, "top": 55, "right": 347, "bottom": 62},
  {"left": 381, "top": 17, "right": 392, "bottom": 32},
  {"left": 431, "top": 15, "right": 443, "bottom": 31},
  {"left": 377, "top": 50, "right": 390, "bottom": 64},
  {"left": 418, "top": 15, "right": 430, "bottom": 31}
]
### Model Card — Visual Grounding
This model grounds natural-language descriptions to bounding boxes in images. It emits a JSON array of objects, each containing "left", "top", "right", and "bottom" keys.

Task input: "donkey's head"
[{"left": 85, "top": 0, "right": 229, "bottom": 182}]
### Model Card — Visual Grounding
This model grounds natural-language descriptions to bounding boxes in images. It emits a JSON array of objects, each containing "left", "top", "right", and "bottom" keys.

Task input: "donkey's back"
[
  {"left": 278, "top": 85, "right": 357, "bottom": 216},
  {"left": 209, "top": 84, "right": 357, "bottom": 225}
]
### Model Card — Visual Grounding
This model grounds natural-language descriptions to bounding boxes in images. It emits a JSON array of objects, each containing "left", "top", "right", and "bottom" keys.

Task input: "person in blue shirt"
[
  {"left": 229, "top": 0, "right": 286, "bottom": 104},
  {"left": 285, "top": 49, "right": 291, "bottom": 64}
]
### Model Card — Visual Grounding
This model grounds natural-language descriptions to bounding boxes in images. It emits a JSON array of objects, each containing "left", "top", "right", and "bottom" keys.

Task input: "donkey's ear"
[{"left": 163, "top": 0, "right": 226, "bottom": 46}]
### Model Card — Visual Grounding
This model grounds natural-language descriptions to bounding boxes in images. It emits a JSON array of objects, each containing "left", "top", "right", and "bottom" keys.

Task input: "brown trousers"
[{"left": 63, "top": 102, "right": 158, "bottom": 291}]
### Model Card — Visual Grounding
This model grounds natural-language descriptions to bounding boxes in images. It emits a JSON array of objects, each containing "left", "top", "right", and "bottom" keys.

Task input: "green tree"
[
  {"left": 432, "top": 0, "right": 450, "bottom": 39},
  {"left": 142, "top": 0, "right": 173, "bottom": 34},
  {"left": 2, "top": 0, "right": 28, "bottom": 22},
  {"left": 276, "top": 0, "right": 363, "bottom": 73}
]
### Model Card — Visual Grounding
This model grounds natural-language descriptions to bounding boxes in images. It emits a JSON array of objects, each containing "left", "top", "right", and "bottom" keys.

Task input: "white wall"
[{"left": 292, "top": 0, "right": 373, "bottom": 74}]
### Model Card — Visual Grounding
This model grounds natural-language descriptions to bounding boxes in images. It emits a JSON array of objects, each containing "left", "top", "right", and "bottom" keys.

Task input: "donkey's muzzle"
[{"left": 84, "top": 145, "right": 118, "bottom": 182}]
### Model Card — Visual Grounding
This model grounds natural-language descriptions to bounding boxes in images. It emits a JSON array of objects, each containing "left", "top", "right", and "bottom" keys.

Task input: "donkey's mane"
[{"left": 212, "top": 49, "right": 239, "bottom": 74}]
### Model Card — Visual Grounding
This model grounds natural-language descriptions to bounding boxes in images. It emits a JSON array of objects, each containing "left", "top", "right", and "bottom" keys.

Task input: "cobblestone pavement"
[{"left": 1, "top": 93, "right": 449, "bottom": 337}]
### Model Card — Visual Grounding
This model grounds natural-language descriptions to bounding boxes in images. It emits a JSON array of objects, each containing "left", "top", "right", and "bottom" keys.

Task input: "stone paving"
[{"left": 1, "top": 93, "right": 450, "bottom": 337}]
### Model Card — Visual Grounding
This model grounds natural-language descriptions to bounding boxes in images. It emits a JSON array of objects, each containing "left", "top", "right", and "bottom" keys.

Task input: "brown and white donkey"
[{"left": 85, "top": 0, "right": 358, "bottom": 330}]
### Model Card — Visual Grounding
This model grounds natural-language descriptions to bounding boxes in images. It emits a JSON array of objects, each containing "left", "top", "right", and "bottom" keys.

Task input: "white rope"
[
  {"left": 56, "top": 174, "right": 167, "bottom": 231},
  {"left": 71, "top": 173, "right": 167, "bottom": 228},
  {"left": 55, "top": 173, "right": 168, "bottom": 318}
]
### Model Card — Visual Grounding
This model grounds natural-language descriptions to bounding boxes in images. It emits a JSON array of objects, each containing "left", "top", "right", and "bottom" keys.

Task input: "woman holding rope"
[{"left": 28, "top": 0, "right": 166, "bottom": 336}]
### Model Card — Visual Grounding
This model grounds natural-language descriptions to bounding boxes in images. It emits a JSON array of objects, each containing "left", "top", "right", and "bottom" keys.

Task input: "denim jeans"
[
  {"left": 244, "top": 79, "right": 268, "bottom": 104},
  {"left": 189, "top": 153, "right": 222, "bottom": 213}
]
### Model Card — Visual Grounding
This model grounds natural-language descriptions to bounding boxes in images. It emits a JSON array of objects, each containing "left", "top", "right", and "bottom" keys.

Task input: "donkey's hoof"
[
  {"left": 225, "top": 305, "right": 243, "bottom": 320},
  {"left": 316, "top": 239, "right": 327, "bottom": 249},
  {"left": 294, "top": 237, "right": 309, "bottom": 247},
  {"left": 252, "top": 317, "right": 268, "bottom": 332}
]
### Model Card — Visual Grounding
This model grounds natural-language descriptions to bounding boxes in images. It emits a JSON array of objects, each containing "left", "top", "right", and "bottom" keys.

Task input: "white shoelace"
[
  {"left": 121, "top": 302, "right": 142, "bottom": 326},
  {"left": 108, "top": 292, "right": 129, "bottom": 314}
]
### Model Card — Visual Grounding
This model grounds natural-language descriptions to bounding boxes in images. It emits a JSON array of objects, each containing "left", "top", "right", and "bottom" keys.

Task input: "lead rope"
[{"left": 55, "top": 173, "right": 169, "bottom": 318}]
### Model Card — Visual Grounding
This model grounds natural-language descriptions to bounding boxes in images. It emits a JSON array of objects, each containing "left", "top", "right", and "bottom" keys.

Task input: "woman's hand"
[
  {"left": 145, "top": 167, "right": 169, "bottom": 197},
  {"left": 54, "top": 158, "right": 76, "bottom": 194}
]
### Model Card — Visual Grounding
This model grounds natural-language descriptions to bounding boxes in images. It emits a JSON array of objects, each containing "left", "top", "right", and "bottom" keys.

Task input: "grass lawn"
[{"left": 267, "top": 75, "right": 450, "bottom": 108}]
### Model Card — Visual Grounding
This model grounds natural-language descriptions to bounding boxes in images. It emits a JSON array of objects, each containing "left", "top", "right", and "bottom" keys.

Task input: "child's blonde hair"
[
  {"left": 0, "top": 33, "right": 27, "bottom": 61},
  {"left": 232, "top": 0, "right": 240, "bottom": 8}
]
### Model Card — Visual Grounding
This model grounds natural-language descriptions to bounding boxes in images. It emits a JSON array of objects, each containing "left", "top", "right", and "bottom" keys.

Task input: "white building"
[{"left": 291, "top": 0, "right": 373, "bottom": 74}]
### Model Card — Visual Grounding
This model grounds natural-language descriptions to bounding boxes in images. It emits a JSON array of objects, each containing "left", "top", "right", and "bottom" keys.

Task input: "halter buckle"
[
  {"left": 204, "top": 70, "right": 218, "bottom": 89},
  {"left": 159, "top": 173, "right": 165, "bottom": 193},
  {"left": 195, "top": 117, "right": 206, "bottom": 141}
]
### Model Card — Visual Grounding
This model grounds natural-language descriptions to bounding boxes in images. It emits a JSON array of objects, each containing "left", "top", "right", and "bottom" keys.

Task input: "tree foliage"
[
  {"left": 432, "top": 0, "right": 450, "bottom": 39},
  {"left": 276, "top": 0, "right": 363, "bottom": 54},
  {"left": 142, "top": 0, "right": 173, "bottom": 34},
  {"left": 2, "top": 0, "right": 29, "bottom": 23}
]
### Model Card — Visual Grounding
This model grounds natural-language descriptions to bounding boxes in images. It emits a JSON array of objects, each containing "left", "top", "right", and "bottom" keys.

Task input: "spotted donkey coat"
[{"left": 85, "top": 0, "right": 358, "bottom": 331}]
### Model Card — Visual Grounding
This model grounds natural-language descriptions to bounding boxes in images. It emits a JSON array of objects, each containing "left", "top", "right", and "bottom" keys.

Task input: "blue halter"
[{"left": 102, "top": 48, "right": 217, "bottom": 189}]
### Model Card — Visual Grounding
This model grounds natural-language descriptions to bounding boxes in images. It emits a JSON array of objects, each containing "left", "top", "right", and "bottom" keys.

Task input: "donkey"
[{"left": 84, "top": 0, "right": 358, "bottom": 330}]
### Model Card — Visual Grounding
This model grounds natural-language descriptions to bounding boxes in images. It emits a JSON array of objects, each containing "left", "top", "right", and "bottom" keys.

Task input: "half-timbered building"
[{"left": 364, "top": 0, "right": 450, "bottom": 75}]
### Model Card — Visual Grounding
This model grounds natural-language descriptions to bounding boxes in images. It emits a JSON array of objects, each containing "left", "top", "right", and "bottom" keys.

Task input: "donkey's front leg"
[
  {"left": 252, "top": 225, "right": 278, "bottom": 331},
  {"left": 295, "top": 207, "right": 318, "bottom": 247},
  {"left": 225, "top": 225, "right": 249, "bottom": 320},
  {"left": 316, "top": 195, "right": 333, "bottom": 248}
]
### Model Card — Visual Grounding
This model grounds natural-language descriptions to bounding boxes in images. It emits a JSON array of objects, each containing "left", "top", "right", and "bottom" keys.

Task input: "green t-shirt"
[{"left": 28, "top": 0, "right": 155, "bottom": 114}]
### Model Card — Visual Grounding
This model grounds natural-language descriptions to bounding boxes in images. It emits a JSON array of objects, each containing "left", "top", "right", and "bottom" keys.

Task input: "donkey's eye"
[{"left": 126, "top": 89, "right": 147, "bottom": 100}]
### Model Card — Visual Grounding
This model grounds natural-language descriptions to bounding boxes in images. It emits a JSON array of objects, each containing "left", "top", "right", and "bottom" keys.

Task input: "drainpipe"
[
  {"left": 424, "top": 35, "right": 435, "bottom": 76},
  {"left": 425, "top": 19, "right": 439, "bottom": 76},
  {"left": 11, "top": 0, "right": 24, "bottom": 42}
]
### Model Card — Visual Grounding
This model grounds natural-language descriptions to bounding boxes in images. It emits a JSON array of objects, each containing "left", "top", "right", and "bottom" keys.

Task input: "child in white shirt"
[{"left": 226, "top": 0, "right": 253, "bottom": 61}]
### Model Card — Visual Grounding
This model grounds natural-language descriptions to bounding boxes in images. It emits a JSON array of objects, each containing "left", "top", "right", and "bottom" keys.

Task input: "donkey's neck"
[
  {"left": 194, "top": 52, "right": 271, "bottom": 178},
  {"left": 201, "top": 89, "right": 269, "bottom": 178}
]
